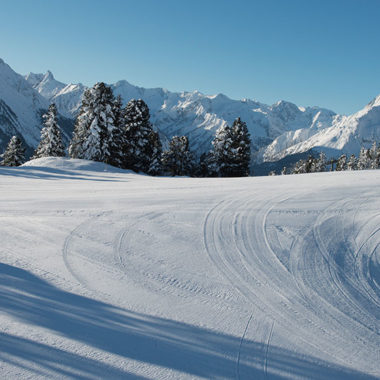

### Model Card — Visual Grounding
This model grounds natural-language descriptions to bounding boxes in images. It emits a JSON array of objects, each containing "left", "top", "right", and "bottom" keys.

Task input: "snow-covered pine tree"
[
  {"left": 305, "top": 155, "right": 316, "bottom": 173},
  {"left": 33, "top": 103, "right": 65, "bottom": 159},
  {"left": 369, "top": 142, "right": 379, "bottom": 169},
  {"left": 336, "top": 154, "right": 347, "bottom": 171},
  {"left": 210, "top": 118, "right": 251, "bottom": 177},
  {"left": 292, "top": 159, "right": 307, "bottom": 174},
  {"left": 210, "top": 124, "right": 232, "bottom": 177},
  {"left": 121, "top": 99, "right": 159, "bottom": 173},
  {"left": 281, "top": 166, "right": 287, "bottom": 175},
  {"left": 147, "top": 129, "right": 162, "bottom": 176},
  {"left": 229, "top": 117, "right": 251, "bottom": 177},
  {"left": 69, "top": 82, "right": 118, "bottom": 165},
  {"left": 357, "top": 147, "right": 371, "bottom": 170},
  {"left": 347, "top": 154, "right": 357, "bottom": 170},
  {"left": 314, "top": 152, "right": 326, "bottom": 172},
  {"left": 108, "top": 94, "right": 124, "bottom": 168},
  {"left": 162, "top": 135, "right": 193, "bottom": 176},
  {"left": 1, "top": 135, "right": 26, "bottom": 166}
]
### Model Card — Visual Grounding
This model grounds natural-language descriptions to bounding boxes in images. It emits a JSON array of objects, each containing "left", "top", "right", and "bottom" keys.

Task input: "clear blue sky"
[{"left": 1, "top": 0, "right": 380, "bottom": 114}]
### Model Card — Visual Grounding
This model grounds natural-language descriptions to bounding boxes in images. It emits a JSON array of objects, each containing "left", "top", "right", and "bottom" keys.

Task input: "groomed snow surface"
[{"left": 0, "top": 157, "right": 379, "bottom": 379}]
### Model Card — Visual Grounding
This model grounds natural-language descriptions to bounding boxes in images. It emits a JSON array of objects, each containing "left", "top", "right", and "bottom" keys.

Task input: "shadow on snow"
[
  {"left": 0, "top": 166, "right": 129, "bottom": 182},
  {"left": 0, "top": 263, "right": 377, "bottom": 379}
]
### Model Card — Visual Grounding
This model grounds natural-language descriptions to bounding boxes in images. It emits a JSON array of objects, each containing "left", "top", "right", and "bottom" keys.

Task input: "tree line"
[
  {"left": 271, "top": 144, "right": 380, "bottom": 176},
  {"left": 0, "top": 82, "right": 251, "bottom": 177}
]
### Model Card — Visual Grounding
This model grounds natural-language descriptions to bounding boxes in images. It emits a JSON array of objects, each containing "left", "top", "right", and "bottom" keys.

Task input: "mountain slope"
[
  {"left": 0, "top": 59, "right": 49, "bottom": 152},
  {"left": 260, "top": 95, "right": 380, "bottom": 162}
]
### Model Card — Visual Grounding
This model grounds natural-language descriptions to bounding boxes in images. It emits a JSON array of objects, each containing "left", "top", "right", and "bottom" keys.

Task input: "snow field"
[{"left": 0, "top": 158, "right": 379, "bottom": 379}]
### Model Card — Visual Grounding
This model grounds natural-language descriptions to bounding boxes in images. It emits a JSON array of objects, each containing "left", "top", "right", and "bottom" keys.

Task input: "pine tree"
[
  {"left": 33, "top": 103, "right": 65, "bottom": 159},
  {"left": 314, "top": 152, "right": 326, "bottom": 172},
  {"left": 305, "top": 155, "right": 316, "bottom": 173},
  {"left": 281, "top": 166, "right": 287, "bottom": 175},
  {"left": 347, "top": 154, "right": 357, "bottom": 170},
  {"left": 357, "top": 147, "right": 371, "bottom": 170},
  {"left": 162, "top": 136, "right": 193, "bottom": 176},
  {"left": 69, "top": 82, "right": 118, "bottom": 164},
  {"left": 336, "top": 154, "right": 347, "bottom": 171},
  {"left": 121, "top": 99, "right": 159, "bottom": 173},
  {"left": 369, "top": 142, "right": 379, "bottom": 169},
  {"left": 195, "top": 152, "right": 215, "bottom": 177},
  {"left": 1, "top": 136, "right": 26, "bottom": 166},
  {"left": 210, "top": 124, "right": 232, "bottom": 177},
  {"left": 229, "top": 117, "right": 251, "bottom": 176},
  {"left": 292, "top": 159, "right": 307, "bottom": 174},
  {"left": 147, "top": 129, "right": 162, "bottom": 175},
  {"left": 210, "top": 118, "right": 251, "bottom": 177},
  {"left": 108, "top": 94, "right": 124, "bottom": 168}
]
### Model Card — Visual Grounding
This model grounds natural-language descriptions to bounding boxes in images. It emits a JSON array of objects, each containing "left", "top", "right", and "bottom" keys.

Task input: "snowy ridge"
[
  {"left": 261, "top": 95, "right": 380, "bottom": 162},
  {"left": 0, "top": 157, "right": 379, "bottom": 378},
  {"left": 0, "top": 59, "right": 48, "bottom": 149}
]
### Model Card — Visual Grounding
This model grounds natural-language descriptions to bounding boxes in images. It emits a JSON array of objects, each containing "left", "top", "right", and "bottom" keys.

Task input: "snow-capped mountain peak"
[{"left": 25, "top": 70, "right": 66, "bottom": 99}]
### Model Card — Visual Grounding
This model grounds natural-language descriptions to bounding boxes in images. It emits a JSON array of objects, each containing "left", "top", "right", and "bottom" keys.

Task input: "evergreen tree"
[
  {"left": 314, "top": 152, "right": 326, "bottom": 172},
  {"left": 292, "top": 159, "right": 307, "bottom": 174},
  {"left": 162, "top": 135, "right": 193, "bottom": 176},
  {"left": 147, "top": 129, "right": 163, "bottom": 175},
  {"left": 108, "top": 94, "right": 124, "bottom": 167},
  {"left": 210, "top": 124, "right": 232, "bottom": 177},
  {"left": 195, "top": 152, "right": 215, "bottom": 177},
  {"left": 121, "top": 99, "right": 159, "bottom": 173},
  {"left": 369, "top": 142, "right": 379, "bottom": 169},
  {"left": 281, "top": 166, "right": 287, "bottom": 175},
  {"left": 347, "top": 154, "right": 357, "bottom": 170},
  {"left": 357, "top": 147, "right": 371, "bottom": 170},
  {"left": 305, "top": 155, "right": 316, "bottom": 173},
  {"left": 229, "top": 117, "right": 251, "bottom": 176},
  {"left": 336, "top": 154, "right": 347, "bottom": 171},
  {"left": 69, "top": 82, "right": 118, "bottom": 164},
  {"left": 1, "top": 136, "right": 26, "bottom": 166},
  {"left": 33, "top": 103, "right": 65, "bottom": 159},
  {"left": 210, "top": 117, "right": 251, "bottom": 177}
]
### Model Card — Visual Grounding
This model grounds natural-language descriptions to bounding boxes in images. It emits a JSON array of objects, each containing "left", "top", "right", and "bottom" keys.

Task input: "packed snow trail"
[{"left": 0, "top": 158, "right": 379, "bottom": 379}]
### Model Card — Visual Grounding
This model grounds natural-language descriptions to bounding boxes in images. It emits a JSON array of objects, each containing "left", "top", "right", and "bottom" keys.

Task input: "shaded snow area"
[{"left": 0, "top": 158, "right": 379, "bottom": 379}]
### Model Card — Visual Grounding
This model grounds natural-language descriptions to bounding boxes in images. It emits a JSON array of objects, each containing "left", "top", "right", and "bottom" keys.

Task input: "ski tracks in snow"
[{"left": 203, "top": 189, "right": 380, "bottom": 378}]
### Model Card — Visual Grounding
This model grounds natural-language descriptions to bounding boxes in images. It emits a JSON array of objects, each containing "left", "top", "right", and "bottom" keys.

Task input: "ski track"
[
  {"left": 60, "top": 188, "right": 380, "bottom": 378},
  {"left": 203, "top": 189, "right": 380, "bottom": 377},
  {"left": 235, "top": 313, "right": 253, "bottom": 380}
]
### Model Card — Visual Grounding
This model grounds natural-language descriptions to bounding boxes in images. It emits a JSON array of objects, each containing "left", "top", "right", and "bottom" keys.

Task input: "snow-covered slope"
[
  {"left": 0, "top": 59, "right": 48, "bottom": 151},
  {"left": 0, "top": 158, "right": 379, "bottom": 379}
]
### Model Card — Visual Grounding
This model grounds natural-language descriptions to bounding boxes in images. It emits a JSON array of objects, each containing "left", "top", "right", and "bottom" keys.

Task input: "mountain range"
[{"left": 0, "top": 57, "right": 379, "bottom": 167}]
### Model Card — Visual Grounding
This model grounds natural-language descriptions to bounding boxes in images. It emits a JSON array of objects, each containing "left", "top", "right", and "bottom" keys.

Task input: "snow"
[
  {"left": 0, "top": 60, "right": 48, "bottom": 148},
  {"left": 0, "top": 157, "right": 379, "bottom": 379}
]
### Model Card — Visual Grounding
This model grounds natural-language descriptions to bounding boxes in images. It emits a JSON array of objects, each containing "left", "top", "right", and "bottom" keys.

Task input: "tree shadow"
[
  {"left": 0, "top": 333, "right": 147, "bottom": 380},
  {"left": 0, "top": 166, "right": 129, "bottom": 182},
  {"left": 0, "top": 263, "right": 377, "bottom": 379}
]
